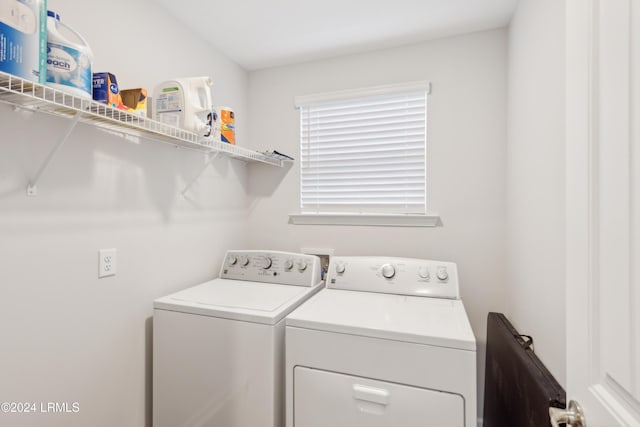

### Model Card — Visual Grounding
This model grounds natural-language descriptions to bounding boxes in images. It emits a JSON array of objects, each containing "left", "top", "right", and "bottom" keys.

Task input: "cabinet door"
[{"left": 294, "top": 367, "right": 464, "bottom": 427}]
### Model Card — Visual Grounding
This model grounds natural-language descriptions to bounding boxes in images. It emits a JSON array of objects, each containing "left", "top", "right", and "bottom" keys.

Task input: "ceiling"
[{"left": 155, "top": 0, "right": 519, "bottom": 71}]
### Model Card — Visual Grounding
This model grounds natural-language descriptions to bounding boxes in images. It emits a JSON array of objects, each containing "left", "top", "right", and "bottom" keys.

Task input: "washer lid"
[
  {"left": 154, "top": 278, "right": 323, "bottom": 325},
  {"left": 286, "top": 289, "right": 476, "bottom": 351}
]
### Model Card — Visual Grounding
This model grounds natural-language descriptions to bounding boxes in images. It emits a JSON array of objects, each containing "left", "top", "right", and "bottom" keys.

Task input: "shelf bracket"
[
  {"left": 181, "top": 152, "right": 221, "bottom": 196},
  {"left": 27, "top": 112, "right": 83, "bottom": 196}
]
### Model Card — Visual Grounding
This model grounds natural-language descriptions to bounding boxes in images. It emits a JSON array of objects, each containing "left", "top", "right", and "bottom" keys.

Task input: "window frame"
[{"left": 290, "top": 81, "right": 440, "bottom": 227}]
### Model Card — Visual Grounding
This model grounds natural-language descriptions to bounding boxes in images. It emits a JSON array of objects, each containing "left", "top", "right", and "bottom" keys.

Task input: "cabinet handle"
[{"left": 352, "top": 384, "right": 390, "bottom": 406}]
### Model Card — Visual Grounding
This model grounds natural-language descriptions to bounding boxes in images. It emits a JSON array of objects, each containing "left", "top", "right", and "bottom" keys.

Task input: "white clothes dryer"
[
  {"left": 153, "top": 250, "right": 323, "bottom": 427},
  {"left": 285, "top": 256, "right": 477, "bottom": 427}
]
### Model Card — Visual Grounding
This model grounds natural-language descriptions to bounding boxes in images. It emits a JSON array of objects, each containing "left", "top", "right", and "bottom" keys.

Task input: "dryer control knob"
[
  {"left": 436, "top": 266, "right": 449, "bottom": 281},
  {"left": 296, "top": 260, "right": 308, "bottom": 272},
  {"left": 335, "top": 262, "right": 346, "bottom": 274},
  {"left": 284, "top": 259, "right": 294, "bottom": 271},
  {"left": 418, "top": 266, "right": 430, "bottom": 279},
  {"left": 381, "top": 264, "right": 396, "bottom": 279},
  {"left": 239, "top": 256, "right": 250, "bottom": 267},
  {"left": 258, "top": 256, "right": 272, "bottom": 270},
  {"left": 228, "top": 255, "right": 238, "bottom": 266}
]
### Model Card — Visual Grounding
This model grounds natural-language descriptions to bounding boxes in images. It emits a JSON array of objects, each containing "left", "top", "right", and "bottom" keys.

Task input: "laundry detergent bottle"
[
  {"left": 46, "top": 11, "right": 93, "bottom": 99},
  {"left": 153, "top": 77, "right": 214, "bottom": 138}
]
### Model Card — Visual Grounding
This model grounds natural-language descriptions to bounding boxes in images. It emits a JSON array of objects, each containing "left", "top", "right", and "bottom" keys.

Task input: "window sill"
[{"left": 288, "top": 213, "right": 441, "bottom": 227}]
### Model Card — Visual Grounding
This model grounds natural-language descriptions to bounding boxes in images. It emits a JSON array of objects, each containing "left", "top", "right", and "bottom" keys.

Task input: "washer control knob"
[
  {"left": 381, "top": 264, "right": 396, "bottom": 279},
  {"left": 418, "top": 266, "right": 430, "bottom": 279},
  {"left": 258, "top": 256, "right": 272, "bottom": 270},
  {"left": 436, "top": 266, "right": 449, "bottom": 281},
  {"left": 239, "top": 256, "right": 250, "bottom": 267},
  {"left": 335, "top": 262, "right": 346, "bottom": 274},
  {"left": 296, "top": 260, "right": 308, "bottom": 272},
  {"left": 284, "top": 259, "right": 294, "bottom": 271},
  {"left": 227, "top": 255, "right": 238, "bottom": 266}
]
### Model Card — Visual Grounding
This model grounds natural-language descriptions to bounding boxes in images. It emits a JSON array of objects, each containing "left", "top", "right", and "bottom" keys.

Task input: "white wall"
[
  {"left": 0, "top": 2, "right": 567, "bottom": 423},
  {"left": 0, "top": 1, "right": 249, "bottom": 426},
  {"left": 506, "top": 0, "right": 566, "bottom": 385},
  {"left": 246, "top": 28, "right": 509, "bottom": 416}
]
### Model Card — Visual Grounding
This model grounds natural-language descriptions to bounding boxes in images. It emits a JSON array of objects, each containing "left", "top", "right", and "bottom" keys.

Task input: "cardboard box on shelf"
[
  {"left": 120, "top": 88, "right": 147, "bottom": 117},
  {"left": 0, "top": 0, "right": 47, "bottom": 83},
  {"left": 93, "top": 72, "right": 122, "bottom": 107}
]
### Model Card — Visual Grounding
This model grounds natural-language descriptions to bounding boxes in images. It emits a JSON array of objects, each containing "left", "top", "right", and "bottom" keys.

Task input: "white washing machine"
[
  {"left": 285, "top": 256, "right": 477, "bottom": 427},
  {"left": 153, "top": 250, "right": 323, "bottom": 427}
]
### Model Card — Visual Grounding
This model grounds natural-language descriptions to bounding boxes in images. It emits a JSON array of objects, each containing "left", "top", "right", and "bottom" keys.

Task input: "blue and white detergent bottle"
[{"left": 46, "top": 11, "right": 93, "bottom": 99}]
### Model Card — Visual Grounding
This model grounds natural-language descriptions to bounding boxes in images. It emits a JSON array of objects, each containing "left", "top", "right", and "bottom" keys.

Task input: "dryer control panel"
[
  {"left": 327, "top": 256, "right": 459, "bottom": 299},
  {"left": 220, "top": 250, "right": 322, "bottom": 287}
]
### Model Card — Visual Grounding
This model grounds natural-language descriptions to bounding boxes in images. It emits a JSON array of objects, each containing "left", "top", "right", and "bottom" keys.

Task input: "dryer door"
[{"left": 294, "top": 367, "right": 464, "bottom": 427}]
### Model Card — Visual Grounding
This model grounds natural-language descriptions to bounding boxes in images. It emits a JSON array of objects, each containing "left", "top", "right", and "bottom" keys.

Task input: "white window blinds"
[{"left": 297, "top": 83, "right": 428, "bottom": 215}]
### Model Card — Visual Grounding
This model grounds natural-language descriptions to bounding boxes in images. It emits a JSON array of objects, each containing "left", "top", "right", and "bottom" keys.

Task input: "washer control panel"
[
  {"left": 220, "top": 250, "right": 322, "bottom": 287},
  {"left": 327, "top": 256, "right": 459, "bottom": 299}
]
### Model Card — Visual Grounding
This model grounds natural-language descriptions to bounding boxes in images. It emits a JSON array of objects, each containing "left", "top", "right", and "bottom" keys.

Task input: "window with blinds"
[{"left": 296, "top": 82, "right": 428, "bottom": 215}]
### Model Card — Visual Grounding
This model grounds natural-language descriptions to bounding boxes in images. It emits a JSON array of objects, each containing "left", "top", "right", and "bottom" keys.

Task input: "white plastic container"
[
  {"left": 46, "top": 11, "right": 93, "bottom": 99},
  {"left": 153, "top": 77, "right": 213, "bottom": 138},
  {"left": 0, "top": 0, "right": 38, "bottom": 34},
  {"left": 0, "top": 0, "right": 46, "bottom": 83}
]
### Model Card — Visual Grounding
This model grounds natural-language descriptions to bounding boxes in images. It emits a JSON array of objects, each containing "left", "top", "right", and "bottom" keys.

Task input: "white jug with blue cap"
[{"left": 46, "top": 10, "right": 93, "bottom": 99}]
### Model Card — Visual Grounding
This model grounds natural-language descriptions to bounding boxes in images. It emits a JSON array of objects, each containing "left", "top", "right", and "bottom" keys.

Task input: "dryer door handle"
[{"left": 352, "top": 384, "right": 390, "bottom": 405}]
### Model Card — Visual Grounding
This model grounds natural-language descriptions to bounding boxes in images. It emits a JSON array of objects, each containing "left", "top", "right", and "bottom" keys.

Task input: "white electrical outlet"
[{"left": 99, "top": 248, "right": 117, "bottom": 278}]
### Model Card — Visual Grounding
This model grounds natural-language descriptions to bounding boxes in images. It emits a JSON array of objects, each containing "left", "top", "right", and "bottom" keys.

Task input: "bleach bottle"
[{"left": 46, "top": 11, "right": 93, "bottom": 99}]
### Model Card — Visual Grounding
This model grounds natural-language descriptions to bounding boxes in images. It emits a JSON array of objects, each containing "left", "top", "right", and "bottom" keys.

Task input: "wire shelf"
[{"left": 0, "top": 71, "right": 283, "bottom": 167}]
